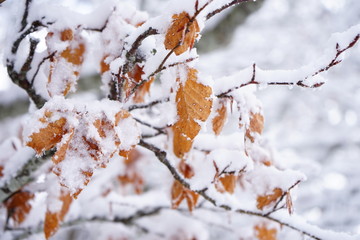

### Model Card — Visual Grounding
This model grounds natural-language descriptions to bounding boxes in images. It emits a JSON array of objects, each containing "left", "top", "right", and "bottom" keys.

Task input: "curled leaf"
[
  {"left": 171, "top": 180, "right": 199, "bottom": 211},
  {"left": 44, "top": 189, "right": 72, "bottom": 239},
  {"left": 212, "top": 101, "right": 227, "bottom": 135},
  {"left": 256, "top": 188, "right": 283, "bottom": 210},
  {"left": 246, "top": 112, "right": 264, "bottom": 142},
  {"left": 164, "top": 12, "right": 200, "bottom": 55},
  {"left": 4, "top": 190, "right": 34, "bottom": 225}
]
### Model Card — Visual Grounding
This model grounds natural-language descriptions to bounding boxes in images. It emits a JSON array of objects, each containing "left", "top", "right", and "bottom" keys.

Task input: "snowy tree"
[{"left": 0, "top": 0, "right": 359, "bottom": 239}]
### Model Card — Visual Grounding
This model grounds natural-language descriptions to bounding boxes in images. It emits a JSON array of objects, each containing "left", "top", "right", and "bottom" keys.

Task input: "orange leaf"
[
  {"left": 133, "top": 76, "right": 155, "bottom": 103},
  {"left": 286, "top": 191, "right": 294, "bottom": 215},
  {"left": 254, "top": 223, "right": 277, "bottom": 240},
  {"left": 246, "top": 112, "right": 264, "bottom": 142},
  {"left": 171, "top": 180, "right": 199, "bottom": 211},
  {"left": 47, "top": 29, "right": 86, "bottom": 96},
  {"left": 4, "top": 191, "right": 34, "bottom": 225},
  {"left": 44, "top": 189, "right": 73, "bottom": 239},
  {"left": 164, "top": 12, "right": 200, "bottom": 55},
  {"left": 27, "top": 116, "right": 67, "bottom": 154},
  {"left": 179, "top": 159, "right": 194, "bottom": 179},
  {"left": 217, "top": 174, "right": 237, "bottom": 194},
  {"left": 172, "top": 68, "right": 212, "bottom": 158},
  {"left": 256, "top": 188, "right": 283, "bottom": 210},
  {"left": 212, "top": 101, "right": 227, "bottom": 135}
]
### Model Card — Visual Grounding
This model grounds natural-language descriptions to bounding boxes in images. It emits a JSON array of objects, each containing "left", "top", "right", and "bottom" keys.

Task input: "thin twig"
[
  {"left": 206, "top": 0, "right": 250, "bottom": 20},
  {"left": 217, "top": 34, "right": 360, "bottom": 98},
  {"left": 30, "top": 51, "right": 56, "bottom": 86},
  {"left": 128, "top": 97, "right": 170, "bottom": 111}
]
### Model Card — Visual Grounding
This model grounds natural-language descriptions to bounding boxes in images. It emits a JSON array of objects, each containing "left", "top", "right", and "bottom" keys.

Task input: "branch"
[
  {"left": 109, "top": 27, "right": 159, "bottom": 101},
  {"left": 128, "top": 97, "right": 170, "bottom": 111},
  {"left": 0, "top": 149, "right": 55, "bottom": 203},
  {"left": 138, "top": 139, "right": 355, "bottom": 240},
  {"left": 20, "top": 0, "right": 32, "bottom": 32},
  {"left": 7, "top": 21, "right": 48, "bottom": 109},
  {"left": 206, "top": 0, "right": 251, "bottom": 20},
  {"left": 216, "top": 33, "right": 360, "bottom": 98}
]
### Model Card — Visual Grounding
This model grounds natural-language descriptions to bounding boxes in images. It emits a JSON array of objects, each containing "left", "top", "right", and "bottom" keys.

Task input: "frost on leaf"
[
  {"left": 164, "top": 11, "right": 200, "bottom": 55},
  {"left": 46, "top": 28, "right": 85, "bottom": 97},
  {"left": 26, "top": 111, "right": 67, "bottom": 154},
  {"left": 44, "top": 188, "right": 72, "bottom": 239},
  {"left": 4, "top": 190, "right": 34, "bottom": 225},
  {"left": 24, "top": 98, "right": 140, "bottom": 197},
  {"left": 256, "top": 188, "right": 283, "bottom": 210},
  {"left": 212, "top": 101, "right": 227, "bottom": 136},
  {"left": 216, "top": 174, "right": 237, "bottom": 194},
  {"left": 171, "top": 180, "right": 199, "bottom": 211},
  {"left": 254, "top": 223, "right": 277, "bottom": 240},
  {"left": 246, "top": 112, "right": 264, "bottom": 142},
  {"left": 172, "top": 68, "right": 212, "bottom": 158}
]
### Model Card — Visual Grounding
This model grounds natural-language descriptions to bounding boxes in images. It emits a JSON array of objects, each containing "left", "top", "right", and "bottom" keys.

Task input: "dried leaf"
[
  {"left": 118, "top": 172, "right": 144, "bottom": 194},
  {"left": 286, "top": 191, "right": 294, "bottom": 215},
  {"left": 219, "top": 174, "right": 237, "bottom": 194},
  {"left": 4, "top": 191, "right": 34, "bottom": 225},
  {"left": 254, "top": 223, "right": 277, "bottom": 240},
  {"left": 171, "top": 180, "right": 199, "bottom": 211},
  {"left": 0, "top": 165, "right": 3, "bottom": 177},
  {"left": 212, "top": 102, "right": 227, "bottom": 135},
  {"left": 47, "top": 29, "right": 86, "bottom": 96},
  {"left": 256, "top": 188, "right": 283, "bottom": 210},
  {"left": 27, "top": 116, "right": 67, "bottom": 154},
  {"left": 179, "top": 159, "right": 194, "bottom": 179},
  {"left": 120, "top": 64, "right": 145, "bottom": 100},
  {"left": 44, "top": 189, "right": 72, "bottom": 239},
  {"left": 246, "top": 112, "right": 264, "bottom": 142},
  {"left": 100, "top": 55, "right": 110, "bottom": 74},
  {"left": 164, "top": 12, "right": 200, "bottom": 55},
  {"left": 133, "top": 76, "right": 155, "bottom": 103},
  {"left": 172, "top": 68, "right": 212, "bottom": 158}
]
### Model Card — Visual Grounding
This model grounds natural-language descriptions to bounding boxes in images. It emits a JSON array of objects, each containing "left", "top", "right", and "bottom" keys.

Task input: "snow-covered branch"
[{"left": 216, "top": 29, "right": 360, "bottom": 98}]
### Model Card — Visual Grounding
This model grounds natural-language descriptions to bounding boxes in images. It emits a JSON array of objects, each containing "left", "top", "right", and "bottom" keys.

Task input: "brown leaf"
[
  {"left": 172, "top": 68, "right": 212, "bottom": 158},
  {"left": 218, "top": 174, "right": 237, "bottom": 194},
  {"left": 47, "top": 29, "right": 86, "bottom": 96},
  {"left": 286, "top": 191, "right": 294, "bottom": 215},
  {"left": 256, "top": 188, "right": 283, "bottom": 210},
  {"left": 171, "top": 180, "right": 199, "bottom": 211},
  {"left": 212, "top": 101, "right": 227, "bottom": 135},
  {"left": 27, "top": 116, "right": 67, "bottom": 154},
  {"left": 100, "top": 55, "right": 110, "bottom": 74},
  {"left": 254, "top": 223, "right": 277, "bottom": 240},
  {"left": 179, "top": 159, "right": 194, "bottom": 179},
  {"left": 133, "top": 76, "right": 155, "bottom": 103},
  {"left": 164, "top": 12, "right": 200, "bottom": 55},
  {"left": 246, "top": 112, "right": 264, "bottom": 142},
  {"left": 44, "top": 189, "right": 72, "bottom": 239},
  {"left": 4, "top": 191, "right": 34, "bottom": 225},
  {"left": 0, "top": 165, "right": 3, "bottom": 177}
]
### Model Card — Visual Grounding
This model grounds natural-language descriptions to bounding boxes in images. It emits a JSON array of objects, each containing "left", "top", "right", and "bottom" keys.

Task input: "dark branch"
[
  {"left": 30, "top": 51, "right": 56, "bottom": 86},
  {"left": 20, "top": 0, "right": 32, "bottom": 32},
  {"left": 217, "top": 34, "right": 360, "bottom": 98},
  {"left": 128, "top": 97, "right": 170, "bottom": 111},
  {"left": 206, "top": 0, "right": 251, "bottom": 20}
]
